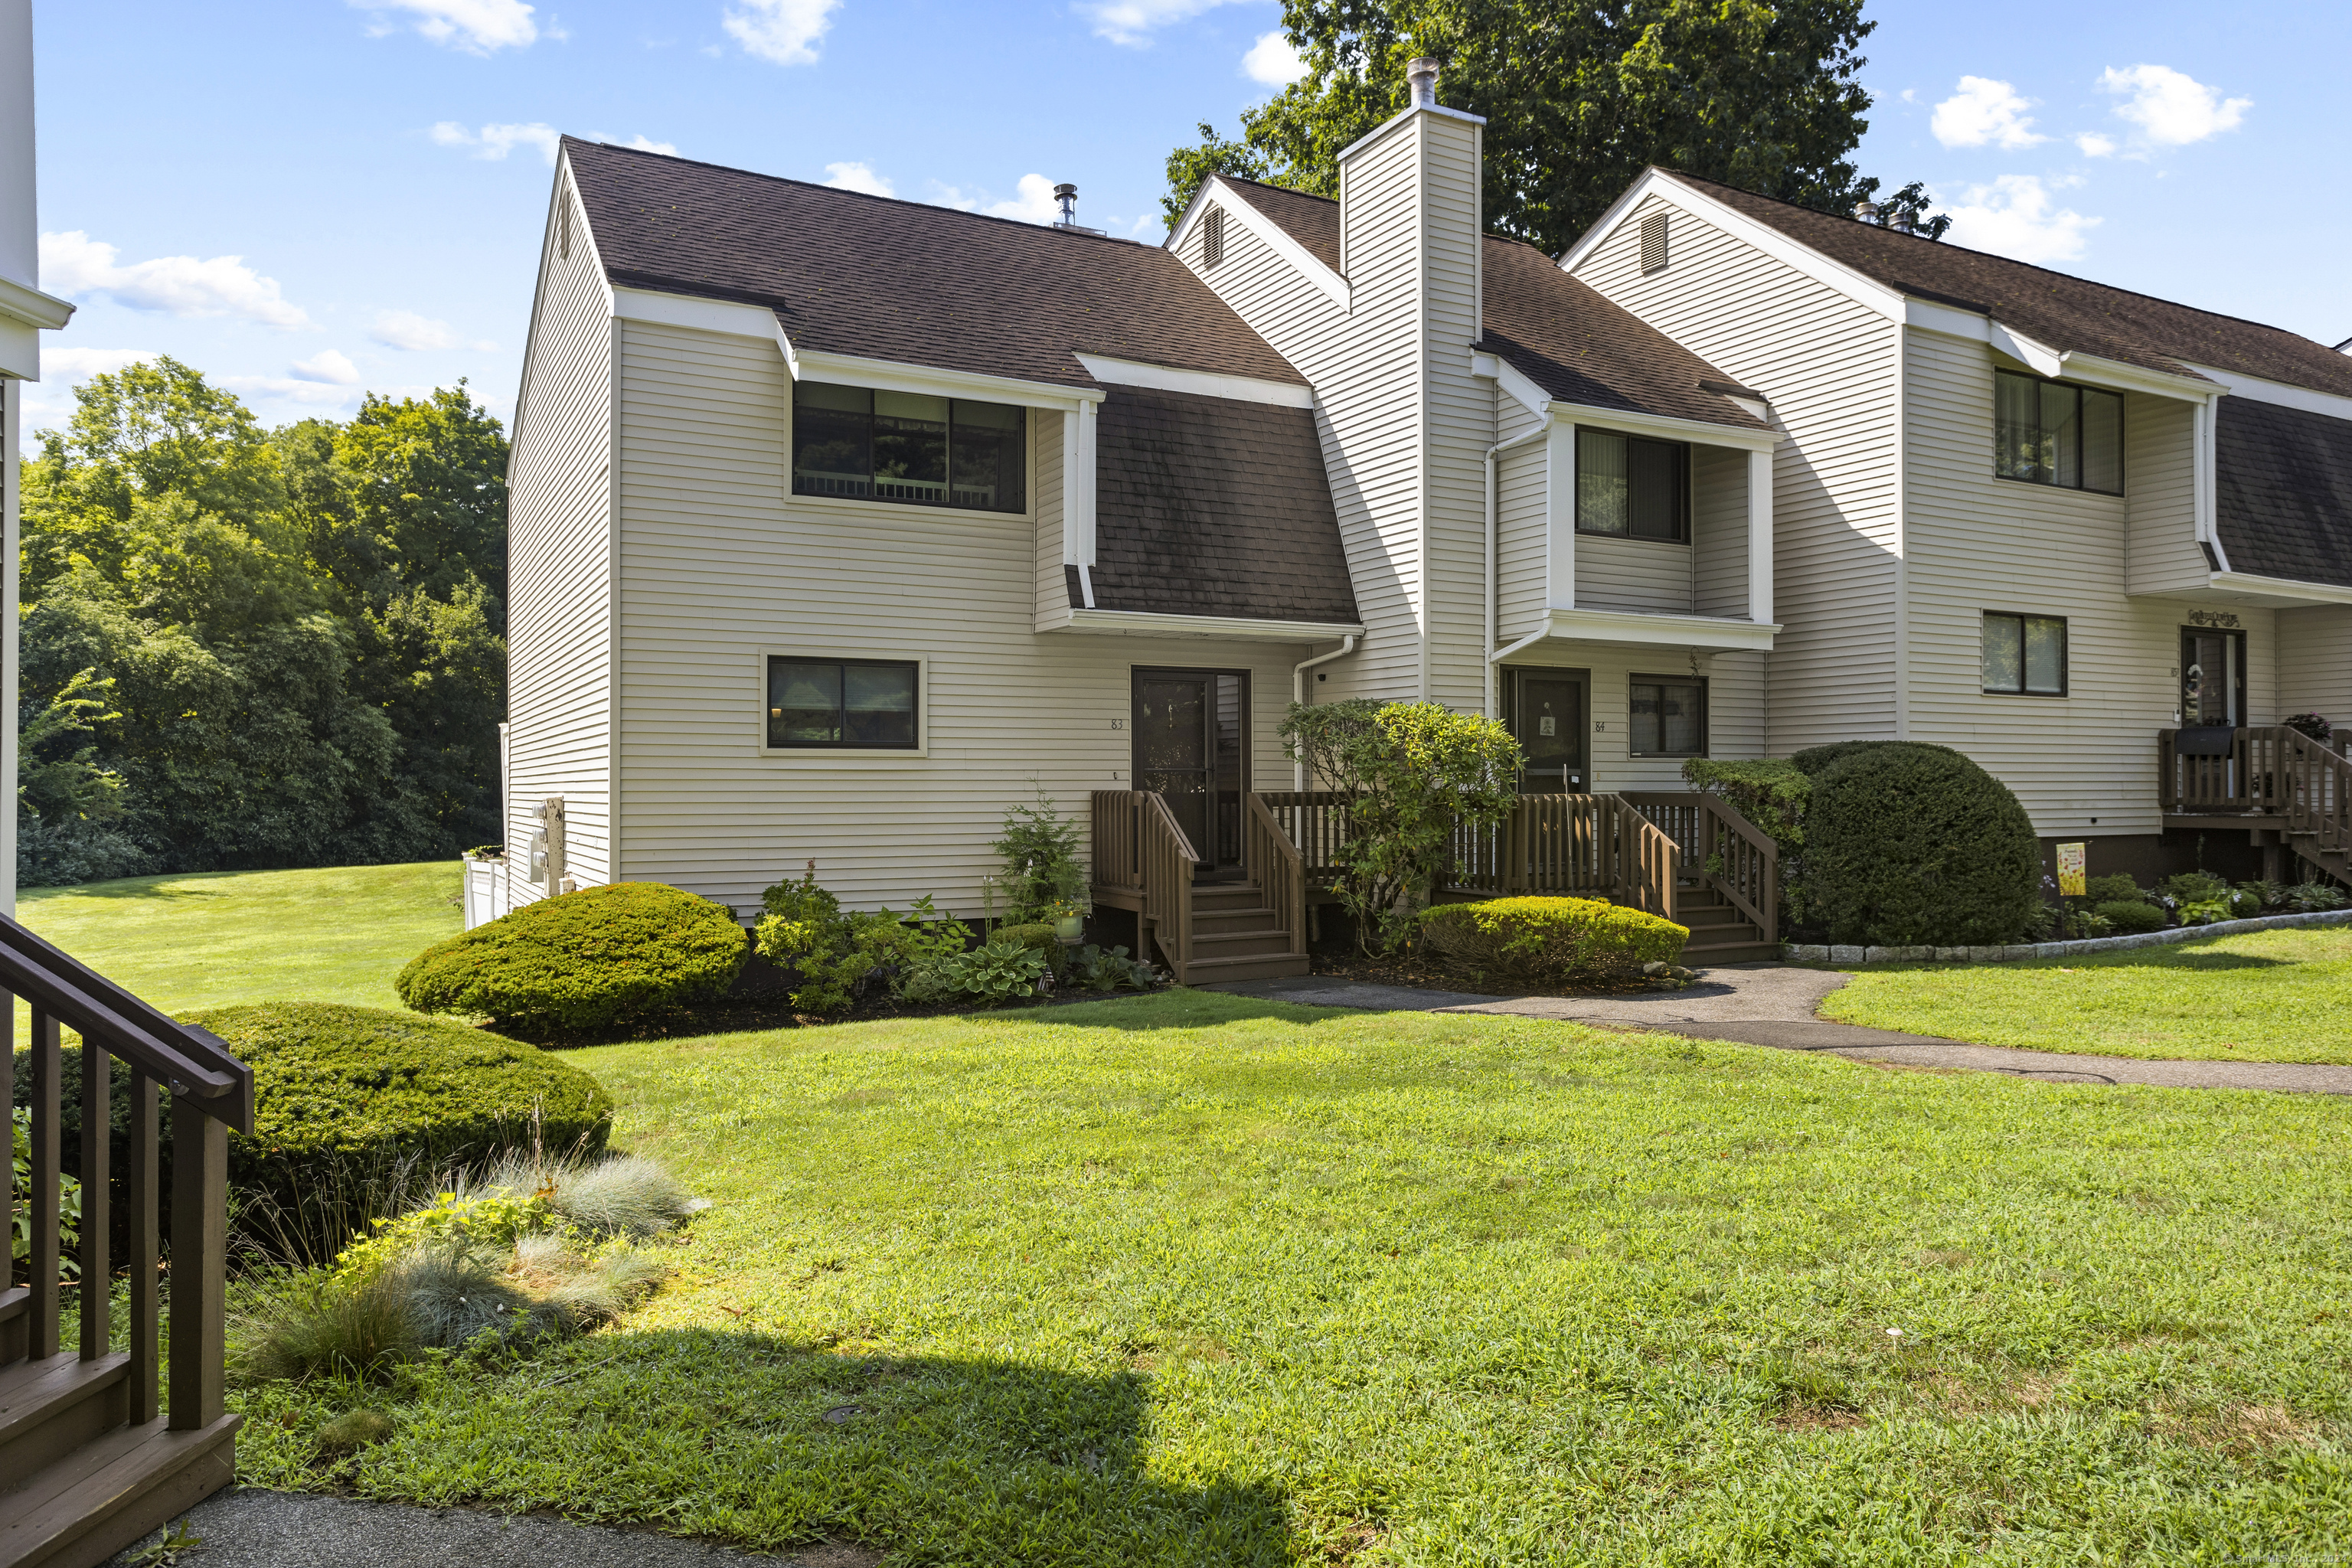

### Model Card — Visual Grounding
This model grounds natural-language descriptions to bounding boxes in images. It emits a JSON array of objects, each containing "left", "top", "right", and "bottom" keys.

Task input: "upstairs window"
[
  {"left": 791, "top": 381, "right": 1027, "bottom": 514},
  {"left": 766, "top": 656, "right": 920, "bottom": 749},
  {"left": 1995, "top": 370, "right": 2122, "bottom": 494},
  {"left": 1576, "top": 429, "right": 1687, "bottom": 541},
  {"left": 1981, "top": 612, "right": 2067, "bottom": 696}
]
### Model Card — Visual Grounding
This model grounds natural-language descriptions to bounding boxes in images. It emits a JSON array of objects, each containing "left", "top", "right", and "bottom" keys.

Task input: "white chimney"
[{"left": 1406, "top": 57, "right": 1440, "bottom": 109}]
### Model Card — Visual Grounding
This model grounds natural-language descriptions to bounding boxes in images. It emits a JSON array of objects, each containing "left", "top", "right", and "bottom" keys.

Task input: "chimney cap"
[{"left": 1406, "top": 57, "right": 1441, "bottom": 109}]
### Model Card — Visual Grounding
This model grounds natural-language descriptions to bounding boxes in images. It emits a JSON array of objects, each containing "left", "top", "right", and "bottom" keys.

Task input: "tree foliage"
[
  {"left": 1162, "top": 0, "right": 1945, "bottom": 252},
  {"left": 1281, "top": 699, "right": 1523, "bottom": 953},
  {"left": 15, "top": 357, "right": 508, "bottom": 886}
]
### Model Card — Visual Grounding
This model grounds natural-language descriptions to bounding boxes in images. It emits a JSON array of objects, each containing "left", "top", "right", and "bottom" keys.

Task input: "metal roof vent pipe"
[
  {"left": 1051, "top": 182, "right": 1103, "bottom": 237},
  {"left": 1852, "top": 199, "right": 1880, "bottom": 224},
  {"left": 1889, "top": 206, "right": 1915, "bottom": 235},
  {"left": 1406, "top": 57, "right": 1441, "bottom": 109}
]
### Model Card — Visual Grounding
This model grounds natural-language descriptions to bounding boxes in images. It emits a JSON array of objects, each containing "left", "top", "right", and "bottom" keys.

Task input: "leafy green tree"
[
  {"left": 1280, "top": 699, "right": 1523, "bottom": 953},
  {"left": 1163, "top": 0, "right": 1944, "bottom": 252}
]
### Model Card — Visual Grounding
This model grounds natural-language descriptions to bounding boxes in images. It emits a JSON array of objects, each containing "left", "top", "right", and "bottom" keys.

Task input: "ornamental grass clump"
[
  {"left": 397, "top": 882, "right": 746, "bottom": 1035},
  {"left": 1418, "top": 897, "right": 1688, "bottom": 985}
]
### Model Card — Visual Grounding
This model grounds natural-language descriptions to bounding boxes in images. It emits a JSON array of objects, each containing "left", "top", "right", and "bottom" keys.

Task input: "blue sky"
[{"left": 25, "top": 0, "right": 2351, "bottom": 436}]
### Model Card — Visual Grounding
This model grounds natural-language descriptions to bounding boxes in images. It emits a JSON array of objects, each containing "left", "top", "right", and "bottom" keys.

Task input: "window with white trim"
[
  {"left": 1576, "top": 428, "right": 1688, "bottom": 541},
  {"left": 766, "top": 657, "right": 920, "bottom": 749},
  {"left": 1994, "top": 370, "right": 2122, "bottom": 494},
  {"left": 1629, "top": 676, "right": 1707, "bottom": 756},
  {"left": 1981, "top": 612, "right": 2067, "bottom": 696},
  {"left": 791, "top": 381, "right": 1027, "bottom": 513}
]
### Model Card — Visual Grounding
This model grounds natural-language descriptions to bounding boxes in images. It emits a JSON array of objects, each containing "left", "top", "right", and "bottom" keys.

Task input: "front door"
[
  {"left": 1505, "top": 668, "right": 1589, "bottom": 791},
  {"left": 1133, "top": 669, "right": 1248, "bottom": 878},
  {"left": 2180, "top": 628, "right": 2247, "bottom": 727}
]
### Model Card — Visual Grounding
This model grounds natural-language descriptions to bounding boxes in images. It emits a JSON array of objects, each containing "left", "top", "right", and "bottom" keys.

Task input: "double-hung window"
[
  {"left": 791, "top": 381, "right": 1027, "bottom": 514},
  {"left": 1981, "top": 612, "right": 2066, "bottom": 696},
  {"left": 1994, "top": 371, "right": 2122, "bottom": 493},
  {"left": 766, "top": 657, "right": 920, "bottom": 749},
  {"left": 1629, "top": 677, "right": 1707, "bottom": 756},
  {"left": 1576, "top": 429, "right": 1687, "bottom": 541}
]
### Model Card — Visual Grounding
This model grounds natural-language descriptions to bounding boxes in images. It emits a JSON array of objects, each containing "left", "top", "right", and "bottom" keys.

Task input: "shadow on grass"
[
  {"left": 21, "top": 871, "right": 234, "bottom": 902},
  {"left": 1824, "top": 948, "right": 2293, "bottom": 977},
  {"left": 318, "top": 1327, "right": 1297, "bottom": 1563}
]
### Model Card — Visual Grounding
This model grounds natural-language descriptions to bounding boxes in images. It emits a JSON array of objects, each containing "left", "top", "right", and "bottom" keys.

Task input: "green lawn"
[
  {"left": 230, "top": 993, "right": 2351, "bottom": 1564},
  {"left": 18, "top": 862, "right": 460, "bottom": 1024},
  {"left": 1819, "top": 926, "right": 2352, "bottom": 1064}
]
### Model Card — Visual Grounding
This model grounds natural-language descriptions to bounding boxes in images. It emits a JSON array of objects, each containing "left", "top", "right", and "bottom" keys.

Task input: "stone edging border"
[{"left": 1782, "top": 906, "right": 2352, "bottom": 965}]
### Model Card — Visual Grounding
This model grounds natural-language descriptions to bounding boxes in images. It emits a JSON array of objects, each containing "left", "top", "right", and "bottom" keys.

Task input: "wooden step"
[
  {"left": 1181, "top": 952, "right": 1313, "bottom": 985},
  {"left": 1684, "top": 941, "right": 1781, "bottom": 965},
  {"left": 1189, "top": 884, "right": 1268, "bottom": 911},
  {"left": 0, "top": 1413, "right": 238, "bottom": 1568},
  {"left": 0, "top": 1356, "right": 132, "bottom": 1495},
  {"left": 1193, "top": 905, "right": 1284, "bottom": 935},
  {"left": 1190, "top": 929, "right": 1297, "bottom": 960}
]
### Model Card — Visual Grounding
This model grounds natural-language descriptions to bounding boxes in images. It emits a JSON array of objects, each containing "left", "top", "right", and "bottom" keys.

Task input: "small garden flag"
[{"left": 2056, "top": 841, "right": 2086, "bottom": 897}]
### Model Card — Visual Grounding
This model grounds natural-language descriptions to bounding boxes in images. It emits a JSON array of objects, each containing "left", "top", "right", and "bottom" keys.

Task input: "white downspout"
[
  {"left": 1291, "top": 635, "right": 1358, "bottom": 787},
  {"left": 1485, "top": 416, "right": 1553, "bottom": 717}
]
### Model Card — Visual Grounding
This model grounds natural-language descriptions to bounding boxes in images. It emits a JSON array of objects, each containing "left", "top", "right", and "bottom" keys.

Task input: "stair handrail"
[
  {"left": 1693, "top": 795, "right": 1779, "bottom": 944},
  {"left": 1611, "top": 796, "right": 1682, "bottom": 923},
  {"left": 2277, "top": 724, "right": 2352, "bottom": 857},
  {"left": 2, "top": 910, "right": 250, "bottom": 1516},
  {"left": 1132, "top": 791, "right": 1201, "bottom": 982},
  {"left": 1245, "top": 793, "right": 1308, "bottom": 958}
]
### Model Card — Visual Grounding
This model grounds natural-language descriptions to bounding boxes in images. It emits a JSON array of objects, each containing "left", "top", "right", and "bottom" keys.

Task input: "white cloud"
[
  {"left": 41, "top": 346, "right": 162, "bottom": 384},
  {"left": 1929, "top": 77, "right": 2047, "bottom": 150},
  {"left": 289, "top": 350, "right": 361, "bottom": 385},
  {"left": 621, "top": 134, "right": 678, "bottom": 155},
  {"left": 2076, "top": 132, "right": 2118, "bottom": 158},
  {"left": 1940, "top": 175, "right": 2099, "bottom": 266},
  {"left": 372, "top": 309, "right": 457, "bottom": 351},
  {"left": 2099, "top": 64, "right": 2249, "bottom": 148},
  {"left": 220, "top": 375, "right": 373, "bottom": 407},
  {"left": 822, "top": 162, "right": 893, "bottom": 198},
  {"left": 723, "top": 0, "right": 840, "bottom": 65},
  {"left": 1082, "top": 0, "right": 1247, "bottom": 47},
  {"left": 430, "top": 121, "right": 562, "bottom": 165},
  {"left": 985, "top": 175, "right": 1062, "bottom": 224},
  {"left": 38, "top": 231, "right": 312, "bottom": 328},
  {"left": 1241, "top": 30, "right": 1307, "bottom": 86},
  {"left": 353, "top": 0, "right": 541, "bottom": 53}
]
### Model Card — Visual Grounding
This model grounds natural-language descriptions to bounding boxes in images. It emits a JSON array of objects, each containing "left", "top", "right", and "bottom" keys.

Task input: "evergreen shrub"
[
  {"left": 1418, "top": 896, "right": 1687, "bottom": 984},
  {"left": 2092, "top": 899, "right": 2167, "bottom": 934},
  {"left": 2082, "top": 874, "right": 2148, "bottom": 904},
  {"left": 1798, "top": 743, "right": 2042, "bottom": 948},
  {"left": 397, "top": 882, "right": 746, "bottom": 1034}
]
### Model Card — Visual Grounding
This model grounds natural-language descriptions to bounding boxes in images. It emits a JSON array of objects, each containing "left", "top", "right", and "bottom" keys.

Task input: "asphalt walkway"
[{"left": 1207, "top": 965, "right": 2352, "bottom": 1093}]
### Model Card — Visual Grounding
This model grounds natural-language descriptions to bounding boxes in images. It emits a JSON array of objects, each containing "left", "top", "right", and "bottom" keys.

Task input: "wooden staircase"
[
  {"left": 1179, "top": 882, "right": 1312, "bottom": 984},
  {"left": 0, "top": 917, "right": 252, "bottom": 1568},
  {"left": 1671, "top": 881, "right": 1779, "bottom": 965}
]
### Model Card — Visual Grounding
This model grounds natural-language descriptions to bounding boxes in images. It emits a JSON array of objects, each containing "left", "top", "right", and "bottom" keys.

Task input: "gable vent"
[
  {"left": 558, "top": 189, "right": 571, "bottom": 260},
  {"left": 1204, "top": 206, "right": 1226, "bottom": 268},
  {"left": 1639, "top": 211, "right": 1668, "bottom": 274}
]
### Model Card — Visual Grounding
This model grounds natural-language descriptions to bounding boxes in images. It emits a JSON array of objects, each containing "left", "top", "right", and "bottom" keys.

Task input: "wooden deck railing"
[
  {"left": 2, "top": 913, "right": 253, "bottom": 1560},
  {"left": 1243, "top": 794, "right": 1307, "bottom": 959},
  {"left": 1253, "top": 791, "right": 1682, "bottom": 921},
  {"left": 2273, "top": 727, "right": 2352, "bottom": 855},
  {"left": 1622, "top": 792, "right": 1781, "bottom": 944},
  {"left": 2160, "top": 725, "right": 2352, "bottom": 820},
  {"left": 1090, "top": 791, "right": 1201, "bottom": 979}
]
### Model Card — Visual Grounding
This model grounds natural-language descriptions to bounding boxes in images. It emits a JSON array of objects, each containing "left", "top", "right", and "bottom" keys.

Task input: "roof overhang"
[
  {"left": 1500, "top": 608, "right": 1780, "bottom": 655},
  {"left": 2181, "top": 361, "right": 2352, "bottom": 423},
  {"left": 787, "top": 345, "right": 1104, "bottom": 411},
  {"left": 0, "top": 274, "right": 75, "bottom": 332},
  {"left": 2202, "top": 572, "right": 2352, "bottom": 609},
  {"left": 1074, "top": 352, "right": 1313, "bottom": 408},
  {"left": 1472, "top": 353, "right": 1775, "bottom": 451},
  {"left": 1047, "top": 609, "right": 1362, "bottom": 642}
]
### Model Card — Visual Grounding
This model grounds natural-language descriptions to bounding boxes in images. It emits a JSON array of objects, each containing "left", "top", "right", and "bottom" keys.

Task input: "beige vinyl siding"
[
  {"left": 2123, "top": 392, "right": 2204, "bottom": 593},
  {"left": 1031, "top": 408, "right": 1067, "bottom": 626},
  {"left": 1501, "top": 642, "right": 1765, "bottom": 790},
  {"left": 1417, "top": 113, "right": 1493, "bottom": 712},
  {"left": 1573, "top": 190, "right": 1902, "bottom": 749},
  {"left": 1899, "top": 326, "right": 2272, "bottom": 834},
  {"left": 609, "top": 316, "right": 1312, "bottom": 916},
  {"left": 505, "top": 171, "right": 615, "bottom": 893},
  {"left": 2276, "top": 607, "right": 2352, "bottom": 721},
  {"left": 1574, "top": 534, "right": 1690, "bottom": 613},
  {"left": 1494, "top": 404, "right": 1550, "bottom": 645},
  {"left": 1691, "top": 446, "right": 1749, "bottom": 616}
]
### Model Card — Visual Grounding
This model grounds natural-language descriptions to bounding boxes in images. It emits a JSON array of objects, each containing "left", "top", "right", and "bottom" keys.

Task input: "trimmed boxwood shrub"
[
  {"left": 1799, "top": 743, "right": 2043, "bottom": 948},
  {"left": 2093, "top": 899, "right": 2167, "bottom": 934},
  {"left": 2083, "top": 874, "right": 2148, "bottom": 904},
  {"left": 1418, "top": 896, "right": 1687, "bottom": 983},
  {"left": 991, "top": 923, "right": 1058, "bottom": 952},
  {"left": 397, "top": 882, "right": 746, "bottom": 1034},
  {"left": 26, "top": 1004, "right": 615, "bottom": 1262}
]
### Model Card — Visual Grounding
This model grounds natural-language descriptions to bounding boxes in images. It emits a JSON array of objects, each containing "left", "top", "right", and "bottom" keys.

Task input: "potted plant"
[
  {"left": 2284, "top": 712, "right": 2333, "bottom": 743},
  {"left": 1045, "top": 898, "right": 1087, "bottom": 944}
]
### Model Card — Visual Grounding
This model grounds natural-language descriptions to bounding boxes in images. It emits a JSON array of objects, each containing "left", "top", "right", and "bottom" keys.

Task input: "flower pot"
[{"left": 1055, "top": 915, "right": 1085, "bottom": 943}]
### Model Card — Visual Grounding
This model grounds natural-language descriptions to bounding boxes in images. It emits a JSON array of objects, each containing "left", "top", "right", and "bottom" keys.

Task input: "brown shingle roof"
[
  {"left": 564, "top": 138, "right": 1305, "bottom": 390},
  {"left": 1086, "top": 386, "right": 1359, "bottom": 625},
  {"left": 2216, "top": 399, "right": 2352, "bottom": 588},
  {"left": 1212, "top": 178, "right": 1762, "bottom": 431},
  {"left": 1660, "top": 171, "right": 2352, "bottom": 398}
]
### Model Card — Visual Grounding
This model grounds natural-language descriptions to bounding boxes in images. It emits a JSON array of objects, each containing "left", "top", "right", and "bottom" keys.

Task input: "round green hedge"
[
  {"left": 397, "top": 881, "right": 746, "bottom": 1034},
  {"left": 1798, "top": 743, "right": 2043, "bottom": 947},
  {"left": 2093, "top": 898, "right": 2167, "bottom": 934},
  {"left": 1418, "top": 895, "right": 1687, "bottom": 983}
]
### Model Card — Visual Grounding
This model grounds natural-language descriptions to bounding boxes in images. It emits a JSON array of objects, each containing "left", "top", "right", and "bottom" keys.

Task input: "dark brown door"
[
  {"left": 1507, "top": 668, "right": 1588, "bottom": 791},
  {"left": 2180, "top": 629, "right": 2246, "bottom": 726},
  {"left": 1133, "top": 669, "right": 1248, "bottom": 878}
]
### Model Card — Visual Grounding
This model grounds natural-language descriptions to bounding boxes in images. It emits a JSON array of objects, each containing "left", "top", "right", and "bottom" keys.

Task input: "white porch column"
[
  {"left": 1746, "top": 446, "right": 1775, "bottom": 625},
  {"left": 1545, "top": 420, "right": 1576, "bottom": 609},
  {"left": 1061, "top": 399, "right": 1099, "bottom": 604}
]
